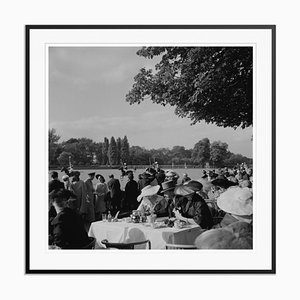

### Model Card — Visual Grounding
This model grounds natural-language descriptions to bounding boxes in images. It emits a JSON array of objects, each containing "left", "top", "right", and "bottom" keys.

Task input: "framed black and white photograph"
[{"left": 25, "top": 25, "right": 275, "bottom": 274}]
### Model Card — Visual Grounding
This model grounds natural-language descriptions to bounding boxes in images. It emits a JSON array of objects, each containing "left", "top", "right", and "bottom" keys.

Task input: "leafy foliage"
[
  {"left": 49, "top": 129, "right": 251, "bottom": 167},
  {"left": 49, "top": 128, "right": 61, "bottom": 165},
  {"left": 223, "top": 152, "right": 253, "bottom": 168},
  {"left": 126, "top": 47, "right": 253, "bottom": 129},
  {"left": 57, "top": 151, "right": 73, "bottom": 166},
  {"left": 210, "top": 141, "right": 230, "bottom": 167},
  {"left": 108, "top": 137, "right": 118, "bottom": 166},
  {"left": 191, "top": 138, "right": 211, "bottom": 167},
  {"left": 116, "top": 137, "right": 122, "bottom": 165},
  {"left": 121, "top": 136, "right": 130, "bottom": 163},
  {"left": 102, "top": 137, "right": 109, "bottom": 165}
]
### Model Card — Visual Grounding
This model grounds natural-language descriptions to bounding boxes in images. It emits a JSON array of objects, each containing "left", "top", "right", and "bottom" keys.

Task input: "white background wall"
[{"left": 0, "top": 1, "right": 297, "bottom": 299}]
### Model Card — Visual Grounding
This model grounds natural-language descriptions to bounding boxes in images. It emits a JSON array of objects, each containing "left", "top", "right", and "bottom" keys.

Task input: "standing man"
[
  {"left": 107, "top": 174, "right": 122, "bottom": 214},
  {"left": 49, "top": 171, "right": 64, "bottom": 193},
  {"left": 84, "top": 172, "right": 96, "bottom": 224},
  {"left": 48, "top": 171, "right": 65, "bottom": 236},
  {"left": 124, "top": 171, "right": 139, "bottom": 210}
]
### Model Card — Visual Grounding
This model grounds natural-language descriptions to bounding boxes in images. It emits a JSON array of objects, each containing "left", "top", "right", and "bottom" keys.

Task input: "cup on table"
[{"left": 102, "top": 213, "right": 107, "bottom": 221}]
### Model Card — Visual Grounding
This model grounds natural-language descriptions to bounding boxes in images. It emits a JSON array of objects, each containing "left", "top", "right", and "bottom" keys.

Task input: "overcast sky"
[{"left": 49, "top": 47, "right": 253, "bottom": 158}]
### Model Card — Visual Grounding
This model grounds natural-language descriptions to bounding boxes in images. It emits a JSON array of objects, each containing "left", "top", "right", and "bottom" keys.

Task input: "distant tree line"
[{"left": 49, "top": 128, "right": 252, "bottom": 168}]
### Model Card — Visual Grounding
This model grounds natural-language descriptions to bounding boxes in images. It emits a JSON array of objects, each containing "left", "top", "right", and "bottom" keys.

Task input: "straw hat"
[
  {"left": 183, "top": 180, "right": 203, "bottom": 192},
  {"left": 194, "top": 221, "right": 253, "bottom": 249},
  {"left": 174, "top": 184, "right": 195, "bottom": 196},
  {"left": 62, "top": 175, "right": 69, "bottom": 181},
  {"left": 211, "top": 178, "right": 237, "bottom": 189},
  {"left": 165, "top": 170, "right": 179, "bottom": 179},
  {"left": 217, "top": 187, "right": 253, "bottom": 216},
  {"left": 137, "top": 185, "right": 160, "bottom": 202},
  {"left": 194, "top": 228, "right": 236, "bottom": 249},
  {"left": 161, "top": 180, "right": 176, "bottom": 192}
]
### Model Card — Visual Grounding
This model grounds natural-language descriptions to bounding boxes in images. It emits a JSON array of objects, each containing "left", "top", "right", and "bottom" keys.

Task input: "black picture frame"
[{"left": 25, "top": 25, "right": 276, "bottom": 274}]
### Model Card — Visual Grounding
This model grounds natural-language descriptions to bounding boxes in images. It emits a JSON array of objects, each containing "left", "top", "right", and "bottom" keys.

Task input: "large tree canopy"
[{"left": 126, "top": 47, "right": 253, "bottom": 129}]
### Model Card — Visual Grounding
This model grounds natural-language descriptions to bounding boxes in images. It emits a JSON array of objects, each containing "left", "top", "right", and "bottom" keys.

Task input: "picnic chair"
[{"left": 101, "top": 239, "right": 151, "bottom": 249}]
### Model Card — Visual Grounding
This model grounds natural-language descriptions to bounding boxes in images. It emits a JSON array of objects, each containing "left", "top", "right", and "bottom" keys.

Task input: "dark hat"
[
  {"left": 174, "top": 184, "right": 195, "bottom": 196},
  {"left": 211, "top": 178, "right": 237, "bottom": 189},
  {"left": 145, "top": 167, "right": 157, "bottom": 175},
  {"left": 183, "top": 180, "right": 203, "bottom": 192},
  {"left": 51, "top": 171, "right": 58, "bottom": 178},
  {"left": 161, "top": 180, "right": 176, "bottom": 192},
  {"left": 141, "top": 172, "right": 154, "bottom": 179},
  {"left": 88, "top": 172, "right": 95, "bottom": 176},
  {"left": 73, "top": 171, "right": 80, "bottom": 177},
  {"left": 109, "top": 174, "right": 114, "bottom": 178},
  {"left": 50, "top": 188, "right": 72, "bottom": 201}
]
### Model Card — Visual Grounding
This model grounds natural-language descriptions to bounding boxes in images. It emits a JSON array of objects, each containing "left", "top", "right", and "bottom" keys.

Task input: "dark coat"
[
  {"left": 49, "top": 179, "right": 64, "bottom": 193},
  {"left": 175, "top": 193, "right": 214, "bottom": 229},
  {"left": 124, "top": 179, "right": 139, "bottom": 210},
  {"left": 50, "top": 208, "right": 89, "bottom": 249},
  {"left": 107, "top": 178, "right": 122, "bottom": 201}
]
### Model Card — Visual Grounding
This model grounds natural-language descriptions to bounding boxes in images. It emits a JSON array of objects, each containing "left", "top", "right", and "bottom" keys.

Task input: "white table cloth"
[{"left": 88, "top": 219, "right": 204, "bottom": 249}]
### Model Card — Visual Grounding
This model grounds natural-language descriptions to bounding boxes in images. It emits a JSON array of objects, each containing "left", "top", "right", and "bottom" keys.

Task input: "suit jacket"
[
  {"left": 49, "top": 179, "right": 64, "bottom": 193},
  {"left": 50, "top": 208, "right": 89, "bottom": 249},
  {"left": 124, "top": 179, "right": 139, "bottom": 209},
  {"left": 84, "top": 178, "right": 95, "bottom": 202}
]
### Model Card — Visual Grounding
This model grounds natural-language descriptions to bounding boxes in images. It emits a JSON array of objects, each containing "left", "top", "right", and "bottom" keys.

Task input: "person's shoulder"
[{"left": 59, "top": 181, "right": 64, "bottom": 187}]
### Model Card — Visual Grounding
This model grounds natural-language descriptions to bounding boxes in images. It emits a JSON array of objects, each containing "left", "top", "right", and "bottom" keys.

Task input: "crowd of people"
[{"left": 48, "top": 163, "right": 253, "bottom": 249}]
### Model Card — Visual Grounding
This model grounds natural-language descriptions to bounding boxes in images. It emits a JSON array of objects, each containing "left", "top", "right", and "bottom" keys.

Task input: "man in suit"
[
  {"left": 107, "top": 174, "right": 122, "bottom": 213},
  {"left": 124, "top": 171, "right": 139, "bottom": 210},
  {"left": 49, "top": 189, "right": 90, "bottom": 249},
  {"left": 49, "top": 171, "right": 65, "bottom": 235},
  {"left": 84, "top": 172, "right": 96, "bottom": 224},
  {"left": 49, "top": 171, "right": 64, "bottom": 193}
]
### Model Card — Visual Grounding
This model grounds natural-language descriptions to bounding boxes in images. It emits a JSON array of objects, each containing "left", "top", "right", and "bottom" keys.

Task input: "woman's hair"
[{"left": 96, "top": 174, "right": 105, "bottom": 182}]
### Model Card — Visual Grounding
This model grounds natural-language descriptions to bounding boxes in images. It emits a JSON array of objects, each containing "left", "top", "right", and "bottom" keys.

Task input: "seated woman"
[
  {"left": 172, "top": 184, "right": 214, "bottom": 229},
  {"left": 137, "top": 185, "right": 168, "bottom": 217},
  {"left": 216, "top": 187, "right": 253, "bottom": 227},
  {"left": 49, "top": 189, "right": 90, "bottom": 249}
]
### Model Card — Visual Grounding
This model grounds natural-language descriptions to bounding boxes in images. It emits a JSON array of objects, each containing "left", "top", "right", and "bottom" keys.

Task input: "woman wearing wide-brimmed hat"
[
  {"left": 174, "top": 184, "right": 213, "bottom": 229},
  {"left": 216, "top": 187, "right": 253, "bottom": 227},
  {"left": 208, "top": 177, "right": 238, "bottom": 199},
  {"left": 161, "top": 181, "right": 213, "bottom": 229},
  {"left": 136, "top": 185, "right": 168, "bottom": 216},
  {"left": 184, "top": 180, "right": 208, "bottom": 199}
]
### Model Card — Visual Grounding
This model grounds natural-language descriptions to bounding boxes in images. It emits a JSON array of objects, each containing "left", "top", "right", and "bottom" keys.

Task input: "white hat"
[
  {"left": 62, "top": 175, "right": 69, "bottom": 181},
  {"left": 137, "top": 185, "right": 160, "bottom": 202},
  {"left": 165, "top": 170, "right": 179, "bottom": 178},
  {"left": 217, "top": 187, "right": 253, "bottom": 216}
]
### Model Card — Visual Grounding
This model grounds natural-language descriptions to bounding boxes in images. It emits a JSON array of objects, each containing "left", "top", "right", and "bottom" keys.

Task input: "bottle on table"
[{"left": 107, "top": 211, "right": 112, "bottom": 222}]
